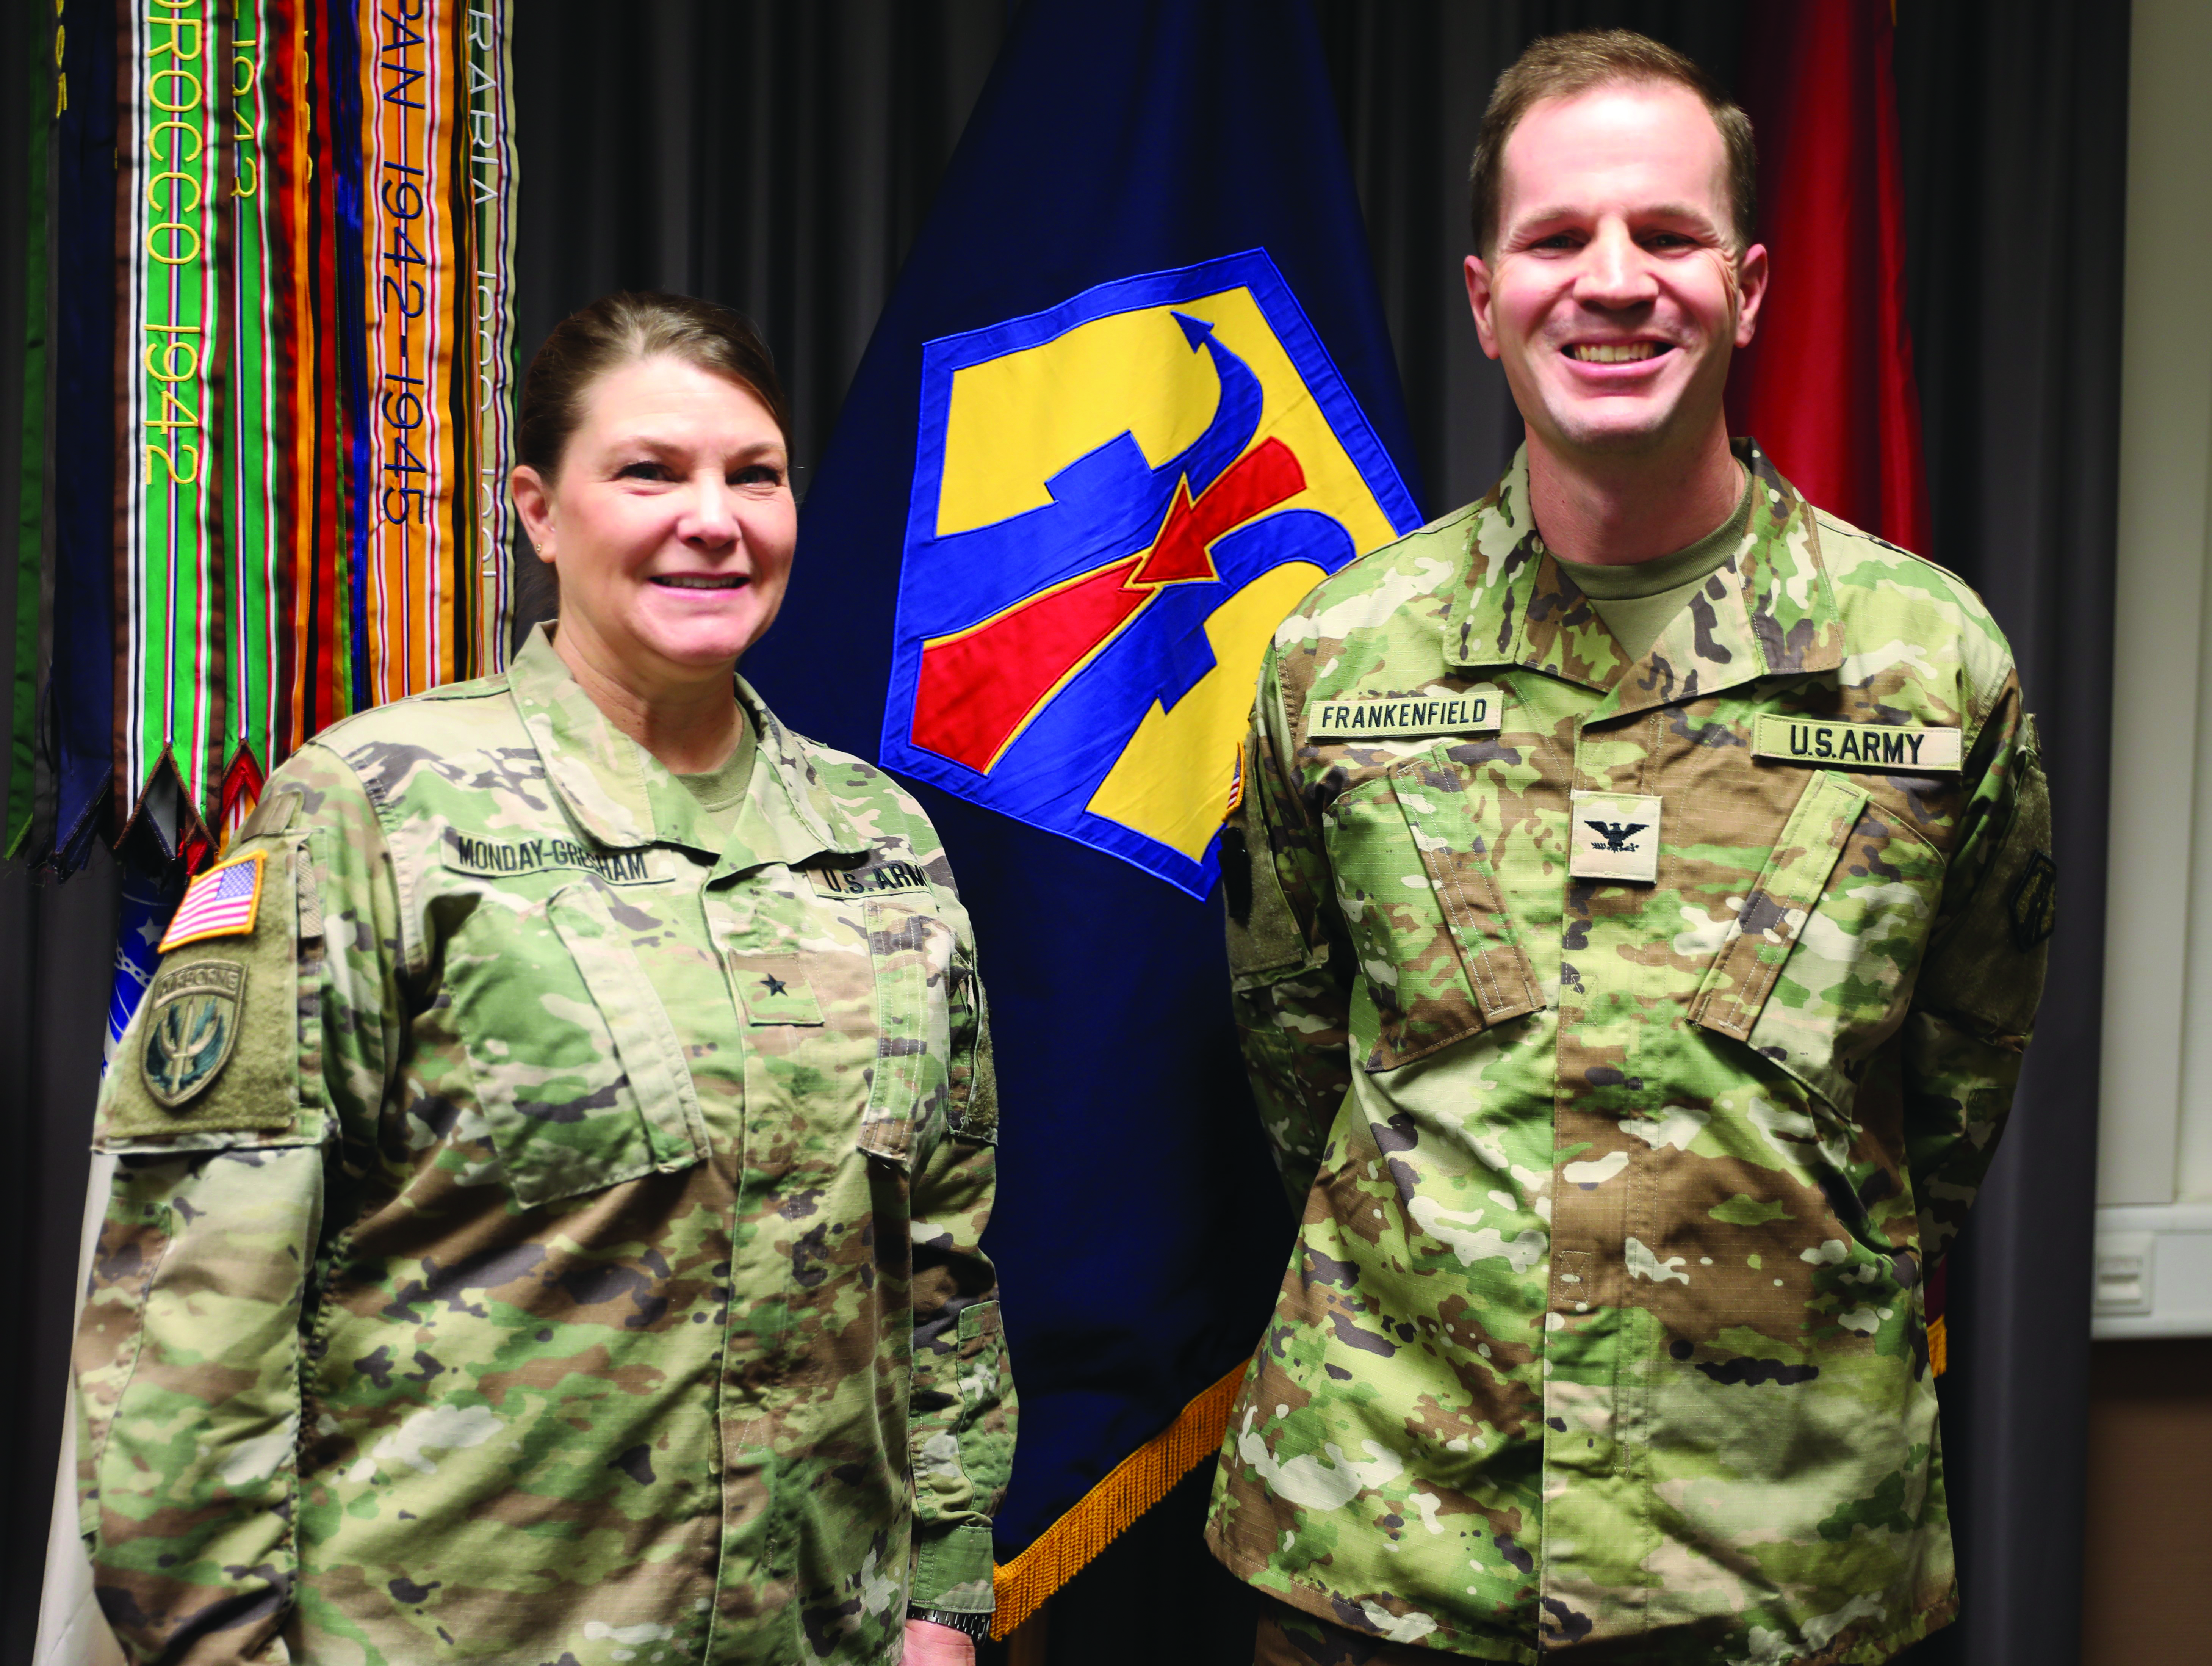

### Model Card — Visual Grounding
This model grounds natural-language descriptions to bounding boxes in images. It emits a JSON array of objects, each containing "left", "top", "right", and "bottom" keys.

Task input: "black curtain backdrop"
[
  {"left": 2, "top": 6, "right": 135, "bottom": 1658},
  {"left": 1890, "top": 7, "right": 2127, "bottom": 1665},
  {"left": 0, "top": 6, "right": 2125, "bottom": 1665}
]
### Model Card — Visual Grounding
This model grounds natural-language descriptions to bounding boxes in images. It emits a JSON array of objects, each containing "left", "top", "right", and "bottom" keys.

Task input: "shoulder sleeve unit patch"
[
  {"left": 140, "top": 962, "right": 249, "bottom": 1108},
  {"left": 2008, "top": 849, "right": 2058, "bottom": 950},
  {"left": 103, "top": 847, "right": 305, "bottom": 1144}
]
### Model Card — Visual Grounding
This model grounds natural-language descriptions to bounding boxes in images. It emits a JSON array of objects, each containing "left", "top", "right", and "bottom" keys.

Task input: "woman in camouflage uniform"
[{"left": 74, "top": 293, "right": 1011, "bottom": 1665}]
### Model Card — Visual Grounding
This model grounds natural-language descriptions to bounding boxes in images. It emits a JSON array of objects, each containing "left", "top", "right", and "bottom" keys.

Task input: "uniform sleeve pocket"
[
  {"left": 1222, "top": 755, "right": 1313, "bottom": 986},
  {"left": 954, "top": 1299, "right": 1010, "bottom": 1513},
  {"left": 1690, "top": 772, "right": 1866, "bottom": 1044},
  {"left": 946, "top": 955, "right": 998, "bottom": 1145},
  {"left": 74, "top": 1174, "right": 168, "bottom": 1547},
  {"left": 1691, "top": 770, "right": 1945, "bottom": 1107},
  {"left": 452, "top": 882, "right": 707, "bottom": 1207},
  {"left": 857, "top": 898, "right": 955, "bottom": 1165}
]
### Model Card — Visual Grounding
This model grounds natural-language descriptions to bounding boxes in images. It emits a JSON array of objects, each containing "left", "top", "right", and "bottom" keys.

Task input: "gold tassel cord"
[{"left": 990, "top": 1360, "right": 1250, "bottom": 1639}]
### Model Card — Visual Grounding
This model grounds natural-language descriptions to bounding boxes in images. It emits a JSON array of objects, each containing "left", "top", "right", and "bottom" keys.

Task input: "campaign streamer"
[
  {"left": 216, "top": 0, "right": 287, "bottom": 840},
  {"left": 357, "top": 0, "right": 467, "bottom": 702},
  {"left": 122, "top": 0, "right": 226, "bottom": 845},
  {"left": 464, "top": 0, "right": 516, "bottom": 672}
]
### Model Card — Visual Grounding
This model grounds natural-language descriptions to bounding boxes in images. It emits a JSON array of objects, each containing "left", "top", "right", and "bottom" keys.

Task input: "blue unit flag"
[{"left": 740, "top": 0, "right": 1425, "bottom": 1579}]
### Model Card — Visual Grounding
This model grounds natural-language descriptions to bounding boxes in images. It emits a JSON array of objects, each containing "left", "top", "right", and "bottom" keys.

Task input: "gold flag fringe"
[
  {"left": 1928, "top": 1315, "right": 1948, "bottom": 1379},
  {"left": 991, "top": 1360, "right": 1249, "bottom": 1639}
]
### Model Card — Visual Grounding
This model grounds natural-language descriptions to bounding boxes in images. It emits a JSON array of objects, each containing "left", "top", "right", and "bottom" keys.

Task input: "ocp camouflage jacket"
[
  {"left": 74, "top": 626, "right": 1012, "bottom": 1665},
  {"left": 1206, "top": 443, "right": 2050, "bottom": 1665}
]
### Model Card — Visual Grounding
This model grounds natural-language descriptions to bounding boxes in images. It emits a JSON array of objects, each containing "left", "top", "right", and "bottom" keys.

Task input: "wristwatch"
[{"left": 908, "top": 1604, "right": 992, "bottom": 1640}]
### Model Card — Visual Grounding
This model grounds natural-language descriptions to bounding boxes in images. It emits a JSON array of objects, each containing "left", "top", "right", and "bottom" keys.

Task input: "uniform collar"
[
  {"left": 1442, "top": 438, "right": 1843, "bottom": 717},
  {"left": 507, "top": 624, "right": 868, "bottom": 870}
]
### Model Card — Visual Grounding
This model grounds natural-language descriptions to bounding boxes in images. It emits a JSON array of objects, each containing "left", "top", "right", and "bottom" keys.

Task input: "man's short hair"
[{"left": 1468, "top": 29, "right": 1757, "bottom": 261}]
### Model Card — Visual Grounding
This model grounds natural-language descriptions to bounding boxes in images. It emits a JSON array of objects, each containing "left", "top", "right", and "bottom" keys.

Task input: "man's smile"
[{"left": 1564, "top": 341, "right": 1673, "bottom": 363}]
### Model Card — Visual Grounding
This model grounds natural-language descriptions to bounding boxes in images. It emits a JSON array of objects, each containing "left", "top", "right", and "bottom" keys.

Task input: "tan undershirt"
[
  {"left": 673, "top": 715, "right": 758, "bottom": 836},
  {"left": 1555, "top": 465, "right": 1752, "bottom": 664}
]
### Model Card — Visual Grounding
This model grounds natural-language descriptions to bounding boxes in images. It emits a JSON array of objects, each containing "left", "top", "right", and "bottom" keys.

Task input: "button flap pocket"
[
  {"left": 545, "top": 886, "right": 709, "bottom": 1171},
  {"left": 1324, "top": 774, "right": 1489, "bottom": 1074},
  {"left": 451, "top": 882, "right": 707, "bottom": 1207},
  {"left": 1688, "top": 766, "right": 1950, "bottom": 1112},
  {"left": 858, "top": 898, "right": 955, "bottom": 1165},
  {"left": 1690, "top": 771, "right": 1868, "bottom": 1044},
  {"left": 1391, "top": 749, "right": 1545, "bottom": 1031}
]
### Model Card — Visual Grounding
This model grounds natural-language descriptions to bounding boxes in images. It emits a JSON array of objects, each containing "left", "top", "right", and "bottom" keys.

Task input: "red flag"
[{"left": 1728, "top": 0, "right": 1932, "bottom": 559}]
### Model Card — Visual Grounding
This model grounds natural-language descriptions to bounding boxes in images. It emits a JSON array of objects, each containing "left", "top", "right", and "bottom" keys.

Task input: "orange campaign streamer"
[{"left": 357, "top": 0, "right": 468, "bottom": 703}]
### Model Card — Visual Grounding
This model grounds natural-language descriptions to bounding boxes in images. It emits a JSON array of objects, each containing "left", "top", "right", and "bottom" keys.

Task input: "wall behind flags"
[{"left": 0, "top": 4, "right": 2164, "bottom": 1663}]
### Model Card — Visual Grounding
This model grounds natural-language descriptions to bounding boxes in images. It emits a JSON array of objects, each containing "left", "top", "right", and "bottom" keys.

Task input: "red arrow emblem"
[{"left": 911, "top": 438, "right": 1305, "bottom": 773}]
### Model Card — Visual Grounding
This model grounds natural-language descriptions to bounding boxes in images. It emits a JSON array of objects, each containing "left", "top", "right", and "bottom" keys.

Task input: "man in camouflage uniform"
[
  {"left": 1207, "top": 31, "right": 2051, "bottom": 1666},
  {"left": 74, "top": 624, "right": 1011, "bottom": 1663}
]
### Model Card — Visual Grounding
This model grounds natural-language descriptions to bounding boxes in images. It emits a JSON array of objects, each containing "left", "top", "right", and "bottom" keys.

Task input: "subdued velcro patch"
[
  {"left": 104, "top": 847, "right": 302, "bottom": 1143},
  {"left": 1223, "top": 787, "right": 1309, "bottom": 980},
  {"left": 139, "top": 962, "right": 247, "bottom": 1106},
  {"left": 1915, "top": 718, "right": 2054, "bottom": 1043},
  {"left": 237, "top": 785, "right": 303, "bottom": 842},
  {"left": 2008, "top": 850, "right": 2057, "bottom": 950},
  {"left": 954, "top": 983, "right": 1000, "bottom": 1143}
]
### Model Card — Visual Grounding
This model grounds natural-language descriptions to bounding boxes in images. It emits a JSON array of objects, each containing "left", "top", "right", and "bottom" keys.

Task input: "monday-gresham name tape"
[
  {"left": 445, "top": 833, "right": 659, "bottom": 884},
  {"left": 1752, "top": 715, "right": 1963, "bottom": 773},
  {"left": 1309, "top": 686, "right": 1503, "bottom": 740}
]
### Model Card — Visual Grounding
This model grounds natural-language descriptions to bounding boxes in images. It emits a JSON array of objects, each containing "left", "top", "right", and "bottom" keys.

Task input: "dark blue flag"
[
  {"left": 741, "top": 0, "right": 1423, "bottom": 1614},
  {"left": 47, "top": 0, "right": 118, "bottom": 870}
]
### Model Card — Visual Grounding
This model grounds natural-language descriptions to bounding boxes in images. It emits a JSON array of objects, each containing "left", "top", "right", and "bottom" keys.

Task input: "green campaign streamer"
[
  {"left": 122, "top": 0, "right": 225, "bottom": 851},
  {"left": 218, "top": 0, "right": 282, "bottom": 840}
]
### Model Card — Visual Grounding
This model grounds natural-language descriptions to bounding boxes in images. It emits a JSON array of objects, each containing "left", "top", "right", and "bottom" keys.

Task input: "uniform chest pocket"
[
  {"left": 1689, "top": 771, "right": 1946, "bottom": 1108},
  {"left": 1323, "top": 754, "right": 1544, "bottom": 1072},
  {"left": 856, "top": 897, "right": 955, "bottom": 1166},
  {"left": 448, "top": 881, "right": 709, "bottom": 1207}
]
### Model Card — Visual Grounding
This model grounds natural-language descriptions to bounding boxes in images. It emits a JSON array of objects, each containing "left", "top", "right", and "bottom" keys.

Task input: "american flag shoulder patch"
[{"left": 160, "top": 853, "right": 268, "bottom": 952}]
